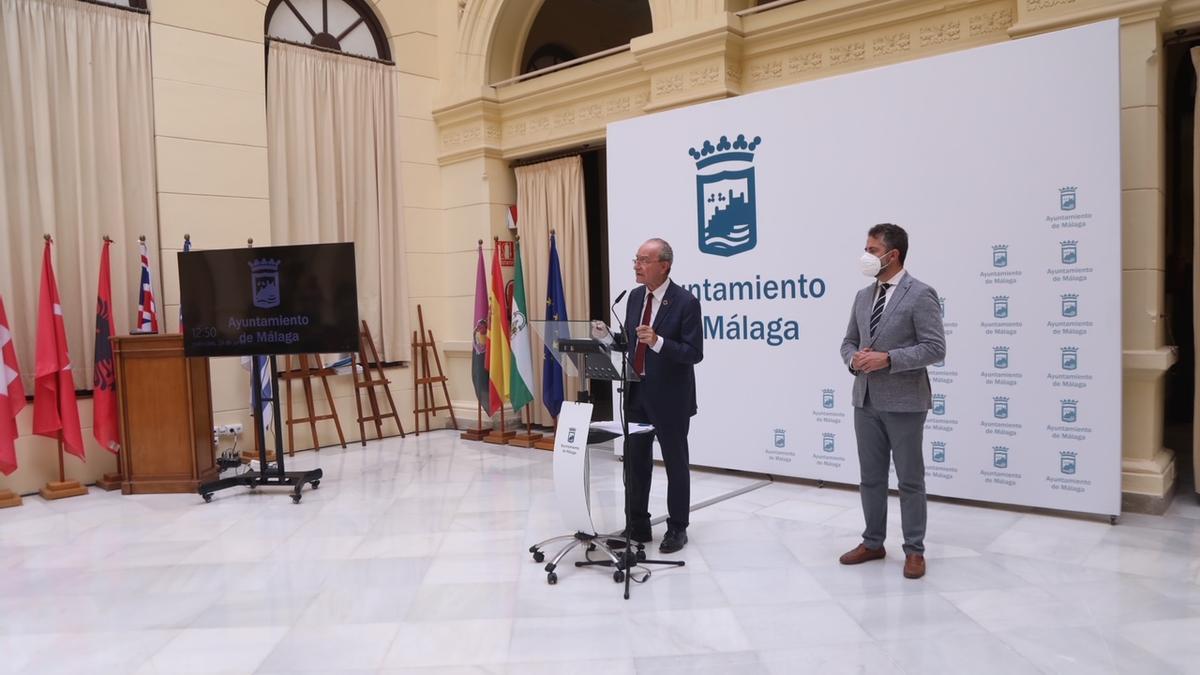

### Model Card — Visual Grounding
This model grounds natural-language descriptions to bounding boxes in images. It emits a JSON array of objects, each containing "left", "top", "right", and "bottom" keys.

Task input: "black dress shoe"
[
  {"left": 606, "top": 527, "right": 652, "bottom": 549},
  {"left": 659, "top": 529, "right": 687, "bottom": 553}
]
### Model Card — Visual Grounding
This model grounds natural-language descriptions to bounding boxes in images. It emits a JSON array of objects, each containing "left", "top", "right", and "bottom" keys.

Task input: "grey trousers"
[{"left": 853, "top": 404, "right": 928, "bottom": 554}]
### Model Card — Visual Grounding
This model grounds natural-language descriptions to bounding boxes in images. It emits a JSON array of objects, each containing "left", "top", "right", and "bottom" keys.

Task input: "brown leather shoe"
[
  {"left": 903, "top": 553, "right": 926, "bottom": 579},
  {"left": 839, "top": 544, "right": 886, "bottom": 565}
]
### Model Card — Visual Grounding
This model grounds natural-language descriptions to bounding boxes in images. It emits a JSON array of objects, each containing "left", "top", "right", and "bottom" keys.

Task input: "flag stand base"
[
  {"left": 460, "top": 427, "right": 489, "bottom": 441},
  {"left": 508, "top": 432, "right": 543, "bottom": 448},
  {"left": 96, "top": 472, "right": 123, "bottom": 491},
  {"left": 39, "top": 480, "right": 87, "bottom": 500},
  {"left": 533, "top": 421, "right": 557, "bottom": 451},
  {"left": 482, "top": 408, "right": 516, "bottom": 444},
  {"left": 0, "top": 489, "right": 21, "bottom": 508},
  {"left": 483, "top": 429, "right": 517, "bottom": 444}
]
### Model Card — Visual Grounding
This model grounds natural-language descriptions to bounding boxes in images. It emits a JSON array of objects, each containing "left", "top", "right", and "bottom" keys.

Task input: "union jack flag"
[{"left": 136, "top": 239, "right": 158, "bottom": 333}]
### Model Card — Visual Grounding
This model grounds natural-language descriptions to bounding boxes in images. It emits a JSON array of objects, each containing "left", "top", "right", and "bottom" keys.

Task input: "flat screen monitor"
[{"left": 179, "top": 242, "right": 360, "bottom": 357}]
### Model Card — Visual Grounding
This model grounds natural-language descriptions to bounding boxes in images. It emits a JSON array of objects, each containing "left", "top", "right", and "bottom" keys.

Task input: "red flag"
[
  {"left": 0, "top": 295, "right": 25, "bottom": 476},
  {"left": 32, "top": 239, "right": 85, "bottom": 460},
  {"left": 93, "top": 240, "right": 120, "bottom": 453}
]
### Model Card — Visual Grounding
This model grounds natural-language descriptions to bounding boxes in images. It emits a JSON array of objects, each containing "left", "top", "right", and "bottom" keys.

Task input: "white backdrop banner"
[{"left": 606, "top": 21, "right": 1121, "bottom": 516}]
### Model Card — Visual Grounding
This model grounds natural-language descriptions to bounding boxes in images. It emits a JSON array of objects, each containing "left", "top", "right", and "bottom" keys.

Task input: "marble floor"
[{"left": 1, "top": 431, "right": 1199, "bottom": 674}]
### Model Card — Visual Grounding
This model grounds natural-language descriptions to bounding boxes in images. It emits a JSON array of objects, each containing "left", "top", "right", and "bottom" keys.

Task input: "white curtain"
[
  {"left": 266, "top": 41, "right": 411, "bottom": 362},
  {"left": 0, "top": 0, "right": 160, "bottom": 390},
  {"left": 514, "top": 156, "right": 590, "bottom": 425}
]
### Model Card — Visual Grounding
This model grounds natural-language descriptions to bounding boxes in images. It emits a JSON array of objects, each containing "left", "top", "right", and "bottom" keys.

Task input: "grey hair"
[{"left": 647, "top": 238, "right": 674, "bottom": 263}]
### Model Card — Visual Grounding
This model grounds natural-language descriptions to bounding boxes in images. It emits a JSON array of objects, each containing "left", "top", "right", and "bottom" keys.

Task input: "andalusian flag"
[
  {"left": 508, "top": 239, "right": 534, "bottom": 412},
  {"left": 486, "top": 241, "right": 511, "bottom": 413}
]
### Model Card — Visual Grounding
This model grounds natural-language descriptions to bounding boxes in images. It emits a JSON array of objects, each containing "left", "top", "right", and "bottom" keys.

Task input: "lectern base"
[
  {"left": 0, "top": 489, "right": 22, "bottom": 508},
  {"left": 40, "top": 480, "right": 88, "bottom": 500}
]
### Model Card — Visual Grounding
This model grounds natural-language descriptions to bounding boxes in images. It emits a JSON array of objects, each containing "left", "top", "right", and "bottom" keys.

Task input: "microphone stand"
[{"left": 606, "top": 290, "right": 685, "bottom": 599}]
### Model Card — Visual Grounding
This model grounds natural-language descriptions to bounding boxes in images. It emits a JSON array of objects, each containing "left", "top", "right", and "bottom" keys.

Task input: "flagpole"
[
  {"left": 462, "top": 239, "right": 491, "bottom": 442},
  {"left": 38, "top": 234, "right": 86, "bottom": 500},
  {"left": 507, "top": 233, "right": 542, "bottom": 448},
  {"left": 484, "top": 236, "right": 516, "bottom": 445},
  {"left": 97, "top": 235, "right": 125, "bottom": 491}
]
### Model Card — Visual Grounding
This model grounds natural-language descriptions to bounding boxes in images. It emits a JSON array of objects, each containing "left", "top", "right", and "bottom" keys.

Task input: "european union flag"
[{"left": 543, "top": 232, "right": 568, "bottom": 418}]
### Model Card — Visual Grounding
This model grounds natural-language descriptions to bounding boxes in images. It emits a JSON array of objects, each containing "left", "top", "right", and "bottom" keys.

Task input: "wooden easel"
[
  {"left": 352, "top": 320, "right": 405, "bottom": 443},
  {"left": 411, "top": 305, "right": 458, "bottom": 435},
  {"left": 281, "top": 354, "right": 347, "bottom": 456}
]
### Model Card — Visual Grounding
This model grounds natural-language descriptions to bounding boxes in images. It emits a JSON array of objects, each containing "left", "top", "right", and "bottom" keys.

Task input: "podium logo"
[
  {"left": 1061, "top": 346, "right": 1078, "bottom": 371},
  {"left": 932, "top": 394, "right": 946, "bottom": 416},
  {"left": 931, "top": 441, "right": 946, "bottom": 463},
  {"left": 993, "top": 396, "right": 1009, "bottom": 419},
  {"left": 1061, "top": 240, "right": 1078, "bottom": 265},
  {"left": 993, "top": 295, "right": 1009, "bottom": 319},
  {"left": 993, "top": 446, "right": 1009, "bottom": 469},
  {"left": 992, "top": 244, "right": 1008, "bottom": 268},
  {"left": 993, "top": 346, "right": 1009, "bottom": 370},
  {"left": 821, "top": 432, "right": 835, "bottom": 453},
  {"left": 690, "top": 134, "right": 760, "bottom": 257},
  {"left": 933, "top": 358, "right": 945, "bottom": 368},
  {"left": 249, "top": 258, "right": 282, "bottom": 309},
  {"left": 1060, "top": 399, "right": 1078, "bottom": 423},
  {"left": 566, "top": 427, "right": 577, "bottom": 443},
  {"left": 938, "top": 296, "right": 946, "bottom": 319},
  {"left": 774, "top": 428, "right": 786, "bottom": 448},
  {"left": 1060, "top": 450, "right": 1077, "bottom": 475},
  {"left": 821, "top": 388, "right": 835, "bottom": 409},
  {"left": 1059, "top": 186, "right": 1077, "bottom": 211},
  {"left": 1061, "top": 293, "right": 1078, "bottom": 318}
]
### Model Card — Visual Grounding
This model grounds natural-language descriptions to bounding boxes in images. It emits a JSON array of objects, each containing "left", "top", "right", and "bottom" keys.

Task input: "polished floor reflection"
[{"left": 1, "top": 430, "right": 1198, "bottom": 674}]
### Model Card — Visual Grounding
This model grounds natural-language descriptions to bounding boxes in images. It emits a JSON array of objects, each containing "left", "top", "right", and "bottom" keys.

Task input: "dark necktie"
[
  {"left": 869, "top": 283, "right": 891, "bottom": 337},
  {"left": 633, "top": 293, "right": 654, "bottom": 375}
]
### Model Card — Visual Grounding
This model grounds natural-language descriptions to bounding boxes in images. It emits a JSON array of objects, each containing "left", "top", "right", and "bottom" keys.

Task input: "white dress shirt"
[{"left": 876, "top": 269, "right": 905, "bottom": 310}]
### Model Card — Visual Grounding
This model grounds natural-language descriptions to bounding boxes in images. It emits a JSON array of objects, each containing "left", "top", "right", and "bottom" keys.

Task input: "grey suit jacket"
[{"left": 839, "top": 273, "right": 946, "bottom": 413}]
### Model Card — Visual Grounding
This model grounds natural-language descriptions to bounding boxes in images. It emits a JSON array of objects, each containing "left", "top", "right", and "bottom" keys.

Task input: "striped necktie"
[{"left": 869, "top": 283, "right": 891, "bottom": 337}]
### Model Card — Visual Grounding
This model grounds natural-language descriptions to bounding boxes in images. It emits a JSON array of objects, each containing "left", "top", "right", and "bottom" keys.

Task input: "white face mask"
[{"left": 859, "top": 251, "right": 887, "bottom": 277}]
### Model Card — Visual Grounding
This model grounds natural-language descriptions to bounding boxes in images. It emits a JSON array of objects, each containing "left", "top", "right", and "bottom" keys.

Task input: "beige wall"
[{"left": 0, "top": 0, "right": 446, "bottom": 497}]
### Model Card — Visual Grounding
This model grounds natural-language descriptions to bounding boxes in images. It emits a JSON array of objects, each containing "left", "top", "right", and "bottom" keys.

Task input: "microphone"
[{"left": 610, "top": 289, "right": 628, "bottom": 335}]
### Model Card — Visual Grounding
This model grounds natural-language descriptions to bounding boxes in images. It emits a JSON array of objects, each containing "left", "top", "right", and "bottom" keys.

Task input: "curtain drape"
[
  {"left": 0, "top": 0, "right": 160, "bottom": 390},
  {"left": 266, "top": 41, "right": 411, "bottom": 362},
  {"left": 514, "top": 156, "right": 590, "bottom": 425}
]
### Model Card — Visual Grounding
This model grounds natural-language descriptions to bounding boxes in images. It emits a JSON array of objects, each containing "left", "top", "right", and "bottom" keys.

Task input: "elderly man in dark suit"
[
  {"left": 608, "top": 238, "right": 704, "bottom": 554},
  {"left": 839, "top": 223, "right": 946, "bottom": 579}
]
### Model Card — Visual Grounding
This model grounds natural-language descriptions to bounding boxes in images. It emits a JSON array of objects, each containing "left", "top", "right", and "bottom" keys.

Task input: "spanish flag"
[{"left": 486, "top": 240, "right": 511, "bottom": 413}]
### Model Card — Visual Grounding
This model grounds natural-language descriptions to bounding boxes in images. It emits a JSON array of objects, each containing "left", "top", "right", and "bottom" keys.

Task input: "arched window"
[
  {"left": 265, "top": 0, "right": 391, "bottom": 62},
  {"left": 518, "top": 0, "right": 651, "bottom": 77},
  {"left": 86, "top": 0, "right": 148, "bottom": 10}
]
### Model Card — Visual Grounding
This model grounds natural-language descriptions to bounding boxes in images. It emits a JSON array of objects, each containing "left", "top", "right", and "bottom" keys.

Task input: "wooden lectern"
[{"left": 112, "top": 334, "right": 218, "bottom": 494}]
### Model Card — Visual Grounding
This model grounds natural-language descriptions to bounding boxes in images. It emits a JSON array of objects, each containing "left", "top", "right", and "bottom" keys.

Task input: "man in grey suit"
[{"left": 839, "top": 223, "right": 946, "bottom": 579}]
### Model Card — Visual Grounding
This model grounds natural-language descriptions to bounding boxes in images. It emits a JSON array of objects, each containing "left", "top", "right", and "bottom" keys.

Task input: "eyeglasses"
[{"left": 632, "top": 256, "right": 662, "bottom": 266}]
